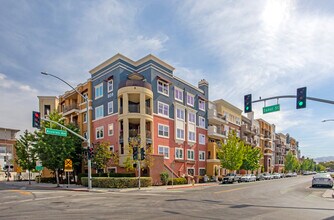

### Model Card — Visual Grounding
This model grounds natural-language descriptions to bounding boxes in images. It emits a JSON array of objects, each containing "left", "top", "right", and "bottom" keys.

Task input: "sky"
[{"left": 0, "top": 0, "right": 333, "bottom": 158}]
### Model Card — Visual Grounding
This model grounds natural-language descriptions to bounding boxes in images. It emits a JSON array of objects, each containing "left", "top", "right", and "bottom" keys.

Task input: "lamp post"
[
  {"left": 41, "top": 72, "right": 92, "bottom": 190},
  {"left": 322, "top": 119, "right": 334, "bottom": 122}
]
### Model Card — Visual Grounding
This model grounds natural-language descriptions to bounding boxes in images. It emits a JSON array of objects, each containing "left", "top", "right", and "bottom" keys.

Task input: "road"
[{"left": 0, "top": 175, "right": 333, "bottom": 220}]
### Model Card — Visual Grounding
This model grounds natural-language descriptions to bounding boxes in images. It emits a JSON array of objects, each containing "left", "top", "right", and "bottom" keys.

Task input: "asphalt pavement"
[{"left": 0, "top": 175, "right": 333, "bottom": 220}]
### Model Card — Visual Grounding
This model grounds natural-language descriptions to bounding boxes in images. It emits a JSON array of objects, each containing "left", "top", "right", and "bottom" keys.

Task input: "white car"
[
  {"left": 240, "top": 174, "right": 256, "bottom": 182},
  {"left": 312, "top": 173, "right": 333, "bottom": 188}
]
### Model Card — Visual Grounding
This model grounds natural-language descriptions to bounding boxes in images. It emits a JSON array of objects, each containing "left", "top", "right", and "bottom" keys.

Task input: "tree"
[
  {"left": 316, "top": 163, "right": 326, "bottom": 172},
  {"left": 92, "top": 142, "right": 112, "bottom": 173},
  {"left": 285, "top": 151, "right": 299, "bottom": 172},
  {"left": 15, "top": 130, "right": 37, "bottom": 184},
  {"left": 217, "top": 131, "right": 244, "bottom": 172},
  {"left": 240, "top": 145, "right": 262, "bottom": 173},
  {"left": 300, "top": 158, "right": 314, "bottom": 172},
  {"left": 33, "top": 111, "right": 82, "bottom": 186}
]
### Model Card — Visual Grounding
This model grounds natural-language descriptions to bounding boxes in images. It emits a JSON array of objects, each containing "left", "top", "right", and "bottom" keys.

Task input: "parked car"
[
  {"left": 292, "top": 172, "right": 297, "bottom": 177},
  {"left": 285, "top": 172, "right": 293, "bottom": 177},
  {"left": 222, "top": 173, "right": 241, "bottom": 184},
  {"left": 272, "top": 173, "right": 281, "bottom": 179},
  {"left": 312, "top": 173, "right": 334, "bottom": 188},
  {"left": 262, "top": 173, "right": 272, "bottom": 180},
  {"left": 256, "top": 173, "right": 265, "bottom": 181},
  {"left": 240, "top": 174, "right": 256, "bottom": 182}
]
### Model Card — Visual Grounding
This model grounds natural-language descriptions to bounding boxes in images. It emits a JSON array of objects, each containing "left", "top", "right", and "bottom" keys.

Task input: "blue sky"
[{"left": 1, "top": 0, "right": 334, "bottom": 158}]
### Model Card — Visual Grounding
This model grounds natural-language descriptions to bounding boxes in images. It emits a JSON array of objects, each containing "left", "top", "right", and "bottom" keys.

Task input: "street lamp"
[
  {"left": 322, "top": 119, "right": 334, "bottom": 122},
  {"left": 41, "top": 72, "right": 92, "bottom": 190}
]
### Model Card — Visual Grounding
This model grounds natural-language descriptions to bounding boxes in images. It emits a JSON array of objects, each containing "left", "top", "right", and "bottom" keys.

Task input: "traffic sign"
[
  {"left": 35, "top": 165, "right": 43, "bottom": 171},
  {"left": 64, "top": 159, "right": 73, "bottom": 172},
  {"left": 45, "top": 128, "right": 67, "bottom": 137},
  {"left": 263, "top": 104, "right": 280, "bottom": 114}
]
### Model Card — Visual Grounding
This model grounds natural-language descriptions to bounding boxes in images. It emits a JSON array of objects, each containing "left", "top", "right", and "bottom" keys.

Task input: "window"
[
  {"left": 175, "top": 87, "right": 183, "bottom": 102},
  {"left": 187, "top": 149, "right": 194, "bottom": 160},
  {"left": 157, "top": 80, "right": 169, "bottom": 96},
  {"left": 158, "top": 102, "right": 169, "bottom": 117},
  {"left": 176, "top": 108, "right": 185, "bottom": 120},
  {"left": 82, "top": 93, "right": 88, "bottom": 103},
  {"left": 175, "top": 148, "right": 183, "bottom": 159},
  {"left": 158, "top": 124, "right": 169, "bottom": 138},
  {"left": 109, "top": 145, "right": 114, "bottom": 152},
  {"left": 107, "top": 167, "right": 117, "bottom": 173},
  {"left": 83, "top": 131, "right": 88, "bottom": 139},
  {"left": 187, "top": 168, "right": 195, "bottom": 176},
  {"left": 199, "top": 168, "right": 206, "bottom": 176},
  {"left": 188, "top": 131, "right": 196, "bottom": 142},
  {"left": 95, "top": 83, "right": 103, "bottom": 99},
  {"left": 199, "top": 134, "right": 205, "bottom": 145},
  {"left": 107, "top": 79, "right": 113, "bottom": 93},
  {"left": 158, "top": 146, "right": 169, "bottom": 159},
  {"left": 187, "top": 93, "right": 195, "bottom": 107},
  {"left": 95, "top": 105, "right": 104, "bottom": 119},
  {"left": 176, "top": 128, "right": 184, "bottom": 140},
  {"left": 108, "top": 124, "right": 114, "bottom": 136},
  {"left": 188, "top": 112, "right": 196, "bottom": 124},
  {"left": 108, "top": 101, "right": 113, "bottom": 114},
  {"left": 83, "top": 112, "right": 87, "bottom": 123},
  {"left": 199, "top": 151, "right": 205, "bottom": 161},
  {"left": 96, "top": 126, "right": 104, "bottom": 139},
  {"left": 199, "top": 116, "right": 205, "bottom": 128},
  {"left": 44, "top": 105, "right": 51, "bottom": 116},
  {"left": 199, "top": 99, "right": 205, "bottom": 111}
]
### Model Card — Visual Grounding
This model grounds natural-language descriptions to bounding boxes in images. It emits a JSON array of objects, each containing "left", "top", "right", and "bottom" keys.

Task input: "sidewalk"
[{"left": 2, "top": 180, "right": 219, "bottom": 193}]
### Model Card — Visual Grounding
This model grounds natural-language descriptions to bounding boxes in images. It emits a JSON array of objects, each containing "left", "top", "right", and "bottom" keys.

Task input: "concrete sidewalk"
[
  {"left": 322, "top": 189, "right": 334, "bottom": 198},
  {"left": 1, "top": 180, "right": 219, "bottom": 193}
]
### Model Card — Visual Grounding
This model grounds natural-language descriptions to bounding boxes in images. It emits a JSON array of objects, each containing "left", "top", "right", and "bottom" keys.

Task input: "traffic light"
[
  {"left": 296, "top": 87, "right": 307, "bottom": 109},
  {"left": 133, "top": 146, "right": 138, "bottom": 160},
  {"left": 32, "top": 111, "right": 41, "bottom": 129},
  {"left": 244, "top": 94, "right": 252, "bottom": 113},
  {"left": 88, "top": 147, "right": 94, "bottom": 159},
  {"left": 140, "top": 148, "right": 146, "bottom": 160}
]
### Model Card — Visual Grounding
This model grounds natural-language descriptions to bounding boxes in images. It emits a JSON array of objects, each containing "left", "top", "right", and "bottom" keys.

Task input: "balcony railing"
[
  {"left": 129, "top": 104, "right": 140, "bottom": 113},
  {"left": 208, "top": 126, "right": 226, "bottom": 138},
  {"left": 63, "top": 104, "right": 79, "bottom": 113},
  {"left": 146, "top": 107, "right": 152, "bottom": 115}
]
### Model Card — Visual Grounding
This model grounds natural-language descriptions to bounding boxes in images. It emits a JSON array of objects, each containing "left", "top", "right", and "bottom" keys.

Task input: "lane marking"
[
  {"left": 0, "top": 196, "right": 65, "bottom": 205},
  {"left": 214, "top": 186, "right": 252, "bottom": 194},
  {"left": 6, "top": 190, "right": 32, "bottom": 196}
]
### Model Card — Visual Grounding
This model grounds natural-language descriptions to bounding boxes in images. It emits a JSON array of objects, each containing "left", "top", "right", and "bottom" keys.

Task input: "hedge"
[
  {"left": 167, "top": 177, "right": 187, "bottom": 185},
  {"left": 81, "top": 177, "right": 152, "bottom": 188},
  {"left": 35, "top": 177, "right": 56, "bottom": 183},
  {"left": 78, "top": 173, "right": 135, "bottom": 179}
]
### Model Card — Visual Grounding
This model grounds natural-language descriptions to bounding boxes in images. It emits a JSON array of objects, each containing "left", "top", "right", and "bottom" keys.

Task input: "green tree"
[
  {"left": 217, "top": 131, "right": 244, "bottom": 172},
  {"left": 15, "top": 130, "right": 37, "bottom": 184},
  {"left": 33, "top": 111, "right": 82, "bottom": 186},
  {"left": 92, "top": 142, "right": 112, "bottom": 173},
  {"left": 316, "top": 163, "right": 326, "bottom": 172},
  {"left": 285, "top": 151, "right": 299, "bottom": 172},
  {"left": 300, "top": 158, "right": 314, "bottom": 172},
  {"left": 240, "top": 145, "right": 262, "bottom": 173}
]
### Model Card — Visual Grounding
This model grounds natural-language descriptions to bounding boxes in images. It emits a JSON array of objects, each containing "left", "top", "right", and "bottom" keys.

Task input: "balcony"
[
  {"left": 145, "top": 107, "right": 152, "bottom": 115},
  {"left": 129, "top": 103, "right": 140, "bottom": 113},
  {"left": 146, "top": 130, "right": 152, "bottom": 144},
  {"left": 208, "top": 109, "right": 227, "bottom": 125},
  {"left": 241, "top": 124, "right": 252, "bottom": 134},
  {"left": 119, "top": 131, "right": 124, "bottom": 143},
  {"left": 265, "top": 144, "right": 272, "bottom": 149},
  {"left": 208, "top": 126, "right": 226, "bottom": 139},
  {"left": 62, "top": 104, "right": 79, "bottom": 115}
]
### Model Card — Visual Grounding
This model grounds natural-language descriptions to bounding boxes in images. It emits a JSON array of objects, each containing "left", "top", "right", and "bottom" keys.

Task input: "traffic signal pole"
[{"left": 252, "top": 95, "right": 334, "bottom": 105}]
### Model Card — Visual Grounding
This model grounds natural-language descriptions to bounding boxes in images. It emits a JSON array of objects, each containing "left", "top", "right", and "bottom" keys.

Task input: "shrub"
[
  {"left": 218, "top": 176, "right": 223, "bottom": 182},
  {"left": 167, "top": 177, "right": 187, "bottom": 185},
  {"left": 81, "top": 177, "right": 152, "bottom": 188},
  {"left": 35, "top": 177, "right": 56, "bottom": 183},
  {"left": 160, "top": 172, "right": 169, "bottom": 185}
]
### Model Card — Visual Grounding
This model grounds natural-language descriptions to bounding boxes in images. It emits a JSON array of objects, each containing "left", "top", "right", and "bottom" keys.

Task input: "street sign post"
[
  {"left": 64, "top": 159, "right": 73, "bottom": 188},
  {"left": 263, "top": 104, "right": 280, "bottom": 114},
  {"left": 45, "top": 128, "right": 67, "bottom": 137}
]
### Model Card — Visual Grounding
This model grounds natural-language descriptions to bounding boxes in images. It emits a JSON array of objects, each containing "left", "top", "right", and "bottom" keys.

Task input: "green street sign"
[
  {"left": 45, "top": 128, "right": 67, "bottom": 137},
  {"left": 263, "top": 104, "right": 280, "bottom": 114},
  {"left": 35, "top": 165, "right": 43, "bottom": 171}
]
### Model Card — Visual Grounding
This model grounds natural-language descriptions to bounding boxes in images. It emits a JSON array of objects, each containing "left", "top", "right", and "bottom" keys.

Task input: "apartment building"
[
  {"left": 89, "top": 54, "right": 208, "bottom": 182},
  {"left": 0, "top": 127, "right": 19, "bottom": 172},
  {"left": 38, "top": 96, "right": 59, "bottom": 119},
  {"left": 257, "top": 119, "right": 275, "bottom": 173},
  {"left": 275, "top": 133, "right": 287, "bottom": 173},
  {"left": 207, "top": 99, "right": 242, "bottom": 176},
  {"left": 58, "top": 80, "right": 93, "bottom": 148}
]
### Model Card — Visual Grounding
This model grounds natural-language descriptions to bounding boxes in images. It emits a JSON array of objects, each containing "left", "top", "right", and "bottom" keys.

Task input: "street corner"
[{"left": 322, "top": 189, "right": 334, "bottom": 198}]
